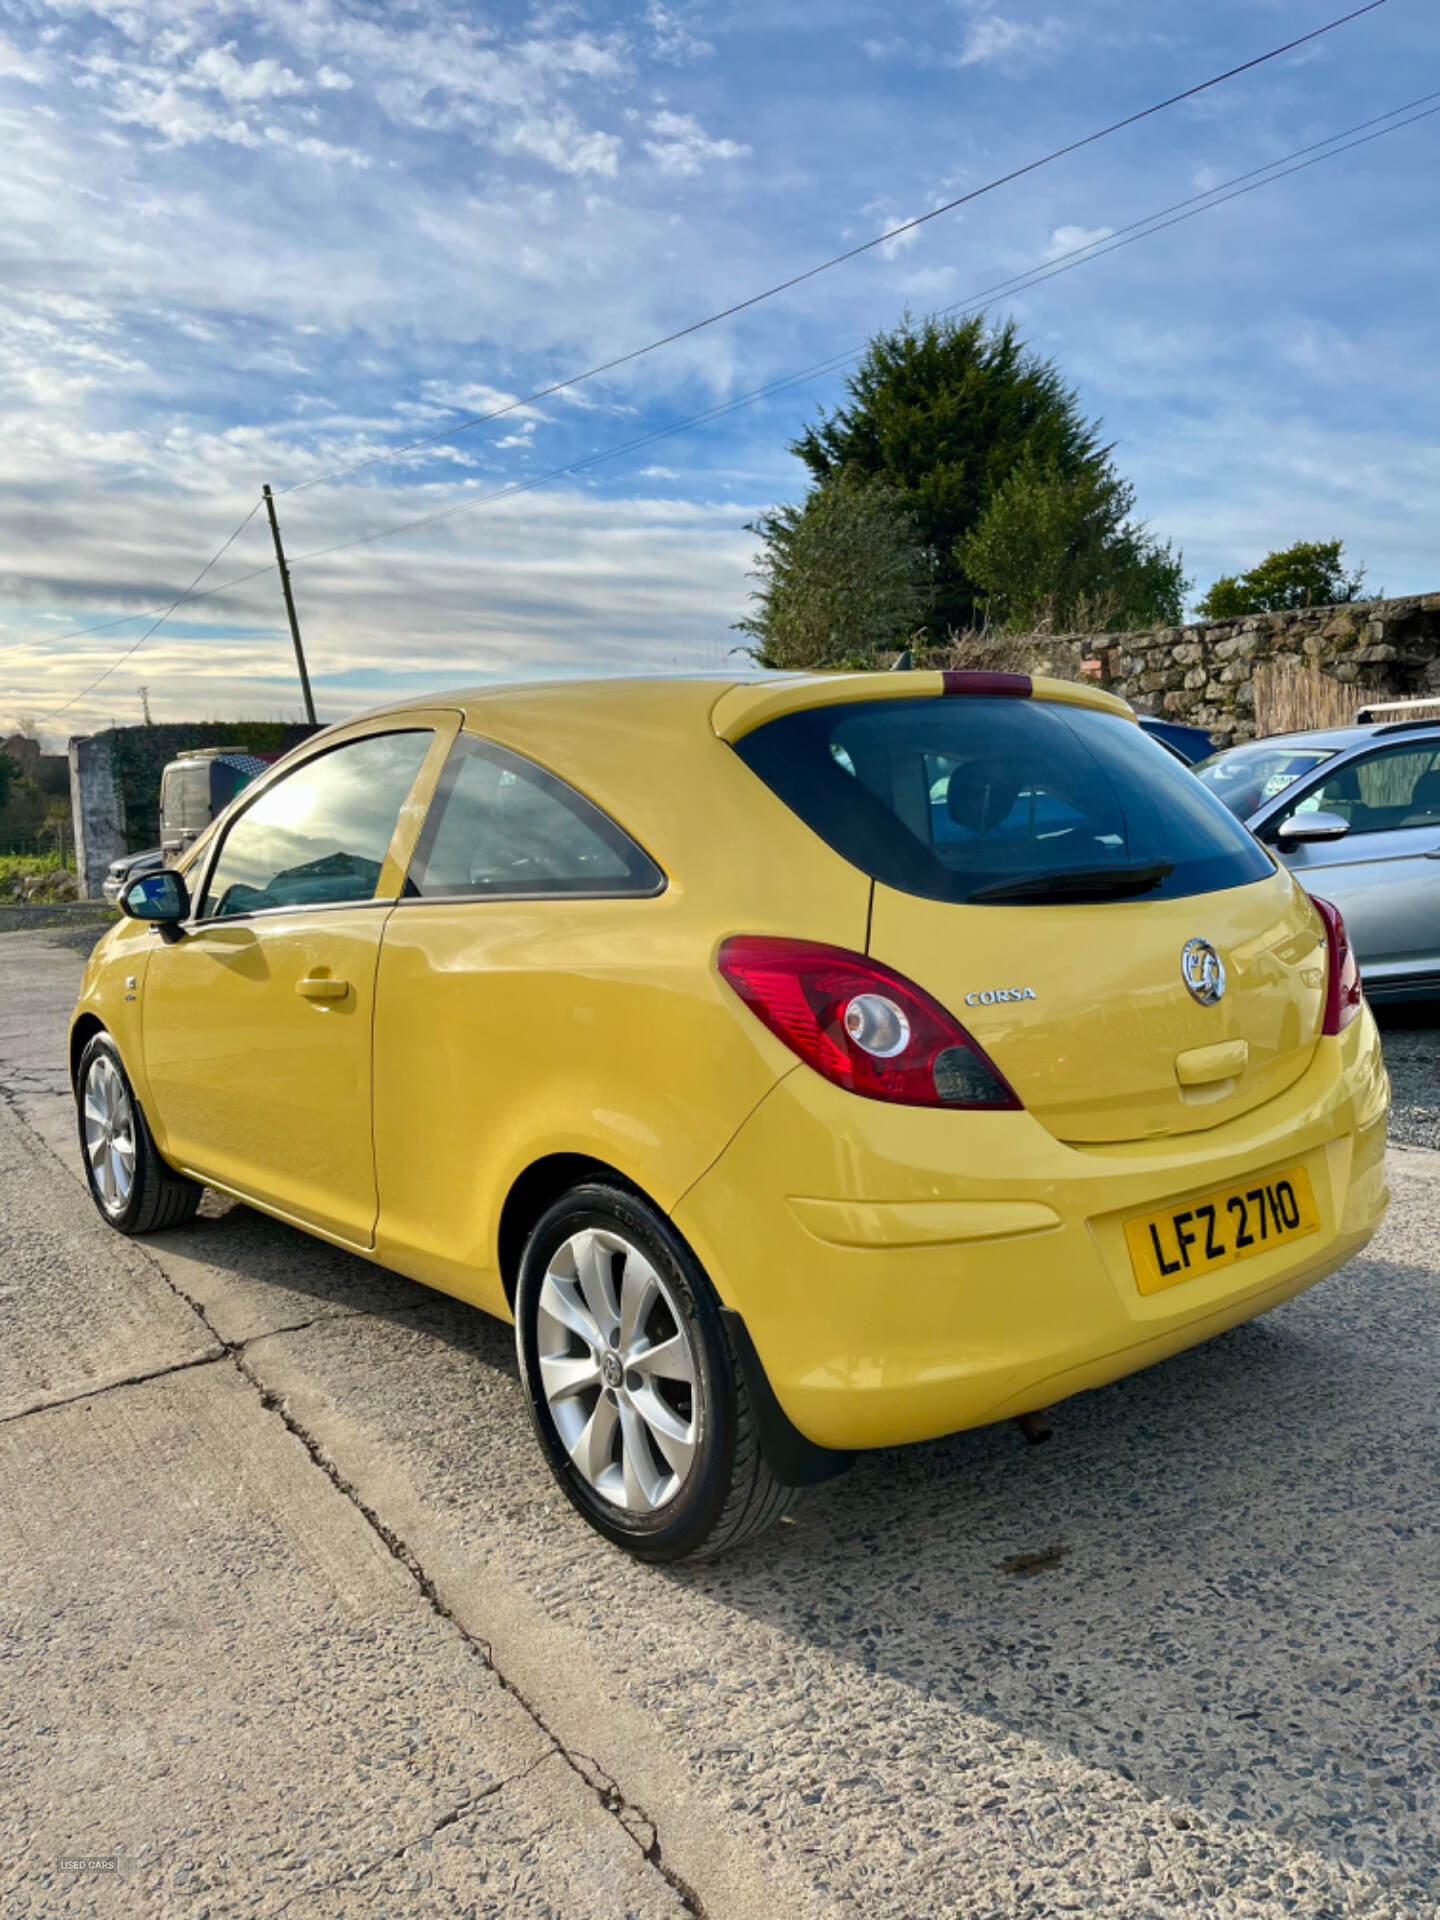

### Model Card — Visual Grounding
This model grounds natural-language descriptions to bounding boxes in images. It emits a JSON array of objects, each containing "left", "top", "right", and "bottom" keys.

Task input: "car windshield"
[
  {"left": 733, "top": 696, "right": 1275, "bottom": 906},
  {"left": 1193, "top": 744, "right": 1338, "bottom": 820}
]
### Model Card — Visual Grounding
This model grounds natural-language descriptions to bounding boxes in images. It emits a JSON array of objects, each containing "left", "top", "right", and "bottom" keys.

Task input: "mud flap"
[{"left": 720, "top": 1307, "right": 855, "bottom": 1487}]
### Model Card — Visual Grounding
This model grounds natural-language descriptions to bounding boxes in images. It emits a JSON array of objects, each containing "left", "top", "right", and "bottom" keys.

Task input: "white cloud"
[
  {"left": 262, "top": 124, "right": 369, "bottom": 168},
  {"left": 508, "top": 109, "right": 622, "bottom": 178},
  {"left": 642, "top": 110, "right": 748, "bottom": 178},
  {"left": 872, "top": 210, "right": 922, "bottom": 261},
  {"left": 0, "top": 294, "right": 147, "bottom": 409},
  {"left": 645, "top": 2, "right": 714, "bottom": 65},
  {"left": 953, "top": 13, "right": 1066, "bottom": 70},
  {"left": 188, "top": 43, "right": 306, "bottom": 103},
  {"left": 1044, "top": 223, "right": 1114, "bottom": 261},
  {"left": 59, "top": 6, "right": 633, "bottom": 180},
  {"left": 0, "top": 32, "right": 47, "bottom": 83},
  {"left": 417, "top": 381, "right": 540, "bottom": 421},
  {"left": 94, "top": 78, "right": 263, "bottom": 151}
]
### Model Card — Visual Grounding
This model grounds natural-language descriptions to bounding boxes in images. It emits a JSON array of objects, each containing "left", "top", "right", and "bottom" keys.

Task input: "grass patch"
[
  {"left": 0, "top": 851, "right": 69, "bottom": 882},
  {"left": 0, "top": 851, "right": 82, "bottom": 903}
]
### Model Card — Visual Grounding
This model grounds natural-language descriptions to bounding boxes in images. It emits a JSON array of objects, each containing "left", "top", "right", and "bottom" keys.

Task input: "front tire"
[
  {"left": 515, "top": 1182, "right": 797, "bottom": 1560},
  {"left": 76, "top": 1033, "right": 202, "bottom": 1235}
]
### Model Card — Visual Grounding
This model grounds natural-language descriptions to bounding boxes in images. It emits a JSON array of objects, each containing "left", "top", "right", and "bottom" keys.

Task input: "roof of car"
[
  {"left": 338, "top": 669, "right": 1133, "bottom": 739},
  {"left": 353, "top": 673, "right": 748, "bottom": 710},
  {"left": 1214, "top": 720, "right": 1440, "bottom": 754},
  {"left": 327, "top": 674, "right": 746, "bottom": 731}
]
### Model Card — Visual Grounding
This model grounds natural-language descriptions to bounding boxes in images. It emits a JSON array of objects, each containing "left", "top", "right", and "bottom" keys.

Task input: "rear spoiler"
[{"left": 709, "top": 670, "right": 1134, "bottom": 743}]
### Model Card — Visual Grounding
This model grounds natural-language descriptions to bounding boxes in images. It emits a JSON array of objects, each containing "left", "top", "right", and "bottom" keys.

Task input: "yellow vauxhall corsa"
[{"left": 72, "top": 670, "right": 1390, "bottom": 1559}]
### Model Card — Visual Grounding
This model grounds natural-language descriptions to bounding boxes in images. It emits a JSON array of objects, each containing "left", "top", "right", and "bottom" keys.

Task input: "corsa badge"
[{"left": 1181, "top": 938, "right": 1226, "bottom": 1006}]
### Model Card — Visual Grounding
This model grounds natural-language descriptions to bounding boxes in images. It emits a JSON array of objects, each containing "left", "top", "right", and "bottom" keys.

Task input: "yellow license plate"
[{"left": 1125, "top": 1165, "right": 1320, "bottom": 1296}]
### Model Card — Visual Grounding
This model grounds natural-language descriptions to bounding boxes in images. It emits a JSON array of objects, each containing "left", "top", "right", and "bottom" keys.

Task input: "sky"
[{"left": 0, "top": 0, "right": 1436, "bottom": 742}]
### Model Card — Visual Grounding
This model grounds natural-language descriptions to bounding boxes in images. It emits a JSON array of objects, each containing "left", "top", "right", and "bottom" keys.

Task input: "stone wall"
[{"left": 1087, "top": 593, "right": 1440, "bottom": 745}]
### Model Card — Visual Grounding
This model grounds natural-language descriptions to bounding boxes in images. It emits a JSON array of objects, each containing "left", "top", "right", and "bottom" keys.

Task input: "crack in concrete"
[
  {"left": 266, "top": 1750, "right": 559, "bottom": 1917},
  {"left": 236, "top": 1305, "right": 375, "bottom": 1344},
  {"left": 234, "top": 1348, "right": 705, "bottom": 1917},
  {"left": 0, "top": 1313, "right": 406, "bottom": 1428},
  {"left": 1, "top": 1077, "right": 708, "bottom": 1919},
  {"left": 0, "top": 1349, "right": 227, "bottom": 1425},
  {"left": 240, "top": 1296, "right": 445, "bottom": 1348}
]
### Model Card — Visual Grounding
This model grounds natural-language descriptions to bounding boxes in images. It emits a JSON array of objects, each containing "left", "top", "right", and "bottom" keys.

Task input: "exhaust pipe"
[{"left": 1015, "top": 1409, "right": 1053, "bottom": 1446}]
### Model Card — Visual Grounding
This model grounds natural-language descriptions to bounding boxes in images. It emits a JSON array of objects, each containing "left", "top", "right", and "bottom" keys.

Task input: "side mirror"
[
  {"left": 121, "top": 869, "right": 190, "bottom": 922},
  {"left": 1275, "top": 809, "right": 1350, "bottom": 845}
]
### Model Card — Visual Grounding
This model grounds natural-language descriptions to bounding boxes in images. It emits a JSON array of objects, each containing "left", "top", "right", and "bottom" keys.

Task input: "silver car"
[{"left": 1195, "top": 720, "right": 1440, "bottom": 1003}]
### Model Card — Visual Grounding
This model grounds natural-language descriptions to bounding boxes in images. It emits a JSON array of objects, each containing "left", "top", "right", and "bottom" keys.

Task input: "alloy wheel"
[
  {"left": 536, "top": 1226, "right": 700, "bottom": 1512},
  {"left": 82, "top": 1054, "right": 137, "bottom": 1216}
]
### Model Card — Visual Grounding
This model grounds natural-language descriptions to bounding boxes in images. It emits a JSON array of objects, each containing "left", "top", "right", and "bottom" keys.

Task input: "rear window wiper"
[{"left": 968, "top": 860, "right": 1175, "bottom": 904}]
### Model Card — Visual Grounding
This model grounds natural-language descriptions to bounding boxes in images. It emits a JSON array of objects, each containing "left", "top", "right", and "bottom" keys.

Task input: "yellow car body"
[{"left": 72, "top": 672, "right": 1390, "bottom": 1466}]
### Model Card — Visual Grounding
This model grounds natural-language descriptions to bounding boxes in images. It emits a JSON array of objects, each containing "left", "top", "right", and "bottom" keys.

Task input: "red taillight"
[
  {"left": 1313, "top": 896, "right": 1362, "bottom": 1035},
  {"left": 717, "top": 937, "right": 1021, "bottom": 1110}
]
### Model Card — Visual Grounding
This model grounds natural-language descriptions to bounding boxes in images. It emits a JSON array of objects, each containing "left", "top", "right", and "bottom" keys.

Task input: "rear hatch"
[{"left": 723, "top": 675, "right": 1326, "bottom": 1144}]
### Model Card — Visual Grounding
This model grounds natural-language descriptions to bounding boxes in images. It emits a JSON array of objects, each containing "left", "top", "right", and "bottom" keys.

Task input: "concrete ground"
[
  {"left": 2, "top": 918, "right": 1439, "bottom": 1919},
  {"left": 1374, "top": 1001, "right": 1440, "bottom": 1152}
]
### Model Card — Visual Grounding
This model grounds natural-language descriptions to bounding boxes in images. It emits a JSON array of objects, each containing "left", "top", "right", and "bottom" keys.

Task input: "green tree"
[
  {"left": 0, "top": 753, "right": 15, "bottom": 812},
  {"left": 1197, "top": 540, "right": 1366, "bottom": 619},
  {"left": 960, "top": 461, "right": 1188, "bottom": 633},
  {"left": 735, "top": 469, "right": 934, "bottom": 670},
  {"left": 783, "top": 313, "right": 1169, "bottom": 634}
]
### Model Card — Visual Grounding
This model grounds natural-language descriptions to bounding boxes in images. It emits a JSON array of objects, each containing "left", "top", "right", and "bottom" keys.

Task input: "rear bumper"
[{"left": 672, "top": 1007, "right": 1391, "bottom": 1451}]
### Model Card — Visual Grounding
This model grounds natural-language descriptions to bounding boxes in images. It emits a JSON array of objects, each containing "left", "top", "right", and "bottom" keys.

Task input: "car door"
[
  {"left": 141, "top": 719, "right": 454, "bottom": 1245},
  {"left": 1263, "top": 741, "right": 1440, "bottom": 986},
  {"left": 370, "top": 728, "right": 705, "bottom": 1313}
]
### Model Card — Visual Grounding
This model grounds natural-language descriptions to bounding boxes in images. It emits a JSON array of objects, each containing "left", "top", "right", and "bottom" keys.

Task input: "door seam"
[{"left": 367, "top": 901, "right": 402, "bottom": 1250}]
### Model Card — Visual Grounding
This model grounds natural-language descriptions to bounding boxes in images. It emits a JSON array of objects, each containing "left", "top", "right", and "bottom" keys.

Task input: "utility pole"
[{"left": 262, "top": 484, "right": 318, "bottom": 726}]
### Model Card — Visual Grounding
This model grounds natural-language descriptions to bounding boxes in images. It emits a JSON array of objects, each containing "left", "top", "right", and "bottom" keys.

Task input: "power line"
[
  {"left": 954, "top": 97, "right": 1440, "bottom": 317},
  {"left": 269, "top": 95, "right": 1440, "bottom": 568},
  {"left": 276, "top": 0, "right": 1389, "bottom": 498},
  {"left": 37, "top": 500, "right": 264, "bottom": 724},
  {"left": 30, "top": 85, "right": 1434, "bottom": 717}
]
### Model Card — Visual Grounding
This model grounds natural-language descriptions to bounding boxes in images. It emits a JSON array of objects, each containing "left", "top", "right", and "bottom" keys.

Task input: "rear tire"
[
  {"left": 515, "top": 1181, "right": 798, "bottom": 1560},
  {"left": 76, "top": 1033, "right": 203, "bottom": 1235}
]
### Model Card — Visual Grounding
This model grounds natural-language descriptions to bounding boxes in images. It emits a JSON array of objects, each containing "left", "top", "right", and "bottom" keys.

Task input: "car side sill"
[
  {"left": 1360, "top": 969, "right": 1440, "bottom": 1004},
  {"left": 176, "top": 1167, "right": 377, "bottom": 1258}
]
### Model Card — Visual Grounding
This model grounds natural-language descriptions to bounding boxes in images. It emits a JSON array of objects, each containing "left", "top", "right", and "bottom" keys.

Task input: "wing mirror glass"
[
  {"left": 1275, "top": 809, "right": 1350, "bottom": 845},
  {"left": 120, "top": 869, "right": 190, "bottom": 922}
]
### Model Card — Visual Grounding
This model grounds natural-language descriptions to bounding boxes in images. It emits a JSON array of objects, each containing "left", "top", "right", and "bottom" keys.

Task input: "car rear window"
[{"left": 733, "top": 696, "right": 1275, "bottom": 906}]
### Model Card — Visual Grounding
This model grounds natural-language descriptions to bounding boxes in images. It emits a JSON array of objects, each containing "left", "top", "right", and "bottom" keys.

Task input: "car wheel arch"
[
  {"left": 496, "top": 1152, "right": 646, "bottom": 1307},
  {"left": 70, "top": 1013, "right": 106, "bottom": 1091}
]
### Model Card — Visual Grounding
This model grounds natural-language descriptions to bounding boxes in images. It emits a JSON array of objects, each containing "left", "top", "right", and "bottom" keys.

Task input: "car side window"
[
  {"left": 405, "top": 733, "right": 663, "bottom": 899},
  {"left": 1286, "top": 745, "right": 1440, "bottom": 836},
  {"left": 200, "top": 731, "right": 434, "bottom": 919}
]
